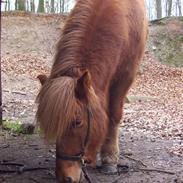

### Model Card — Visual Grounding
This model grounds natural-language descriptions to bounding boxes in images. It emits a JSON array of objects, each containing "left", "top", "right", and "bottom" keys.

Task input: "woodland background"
[{"left": 1, "top": 0, "right": 183, "bottom": 20}]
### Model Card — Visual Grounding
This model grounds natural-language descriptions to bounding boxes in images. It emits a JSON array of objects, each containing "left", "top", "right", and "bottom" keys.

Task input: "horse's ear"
[
  {"left": 37, "top": 74, "right": 48, "bottom": 85},
  {"left": 75, "top": 71, "right": 91, "bottom": 103}
]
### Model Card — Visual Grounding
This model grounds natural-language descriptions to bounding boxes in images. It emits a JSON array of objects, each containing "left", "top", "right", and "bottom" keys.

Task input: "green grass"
[
  {"left": 2, "top": 120, "right": 23, "bottom": 134},
  {"left": 34, "top": 126, "right": 41, "bottom": 134}
]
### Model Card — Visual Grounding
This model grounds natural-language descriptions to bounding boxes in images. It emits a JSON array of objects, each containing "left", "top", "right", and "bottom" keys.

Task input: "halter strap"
[
  {"left": 56, "top": 107, "right": 91, "bottom": 165},
  {"left": 56, "top": 153, "right": 84, "bottom": 161},
  {"left": 56, "top": 107, "right": 93, "bottom": 183}
]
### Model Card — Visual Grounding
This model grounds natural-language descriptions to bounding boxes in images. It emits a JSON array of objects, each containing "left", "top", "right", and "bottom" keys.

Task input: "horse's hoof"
[{"left": 100, "top": 164, "right": 118, "bottom": 175}]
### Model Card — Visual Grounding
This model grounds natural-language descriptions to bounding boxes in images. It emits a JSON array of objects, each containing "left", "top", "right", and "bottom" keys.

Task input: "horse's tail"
[{"left": 36, "top": 77, "right": 77, "bottom": 142}]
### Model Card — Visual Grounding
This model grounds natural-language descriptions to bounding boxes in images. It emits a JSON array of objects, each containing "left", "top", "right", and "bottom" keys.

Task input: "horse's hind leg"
[{"left": 100, "top": 71, "right": 134, "bottom": 174}]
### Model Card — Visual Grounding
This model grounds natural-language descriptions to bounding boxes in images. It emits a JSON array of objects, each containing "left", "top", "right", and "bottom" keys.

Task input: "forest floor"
[{"left": 0, "top": 12, "right": 183, "bottom": 183}]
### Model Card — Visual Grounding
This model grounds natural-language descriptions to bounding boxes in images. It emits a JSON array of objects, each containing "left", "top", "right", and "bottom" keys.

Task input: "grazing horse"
[{"left": 36, "top": 0, "right": 148, "bottom": 182}]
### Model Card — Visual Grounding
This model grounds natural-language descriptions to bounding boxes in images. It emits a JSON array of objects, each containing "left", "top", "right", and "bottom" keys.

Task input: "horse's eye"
[{"left": 72, "top": 119, "right": 82, "bottom": 128}]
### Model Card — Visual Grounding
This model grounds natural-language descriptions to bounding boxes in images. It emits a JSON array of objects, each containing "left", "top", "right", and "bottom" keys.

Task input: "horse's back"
[
  {"left": 88, "top": 0, "right": 148, "bottom": 91},
  {"left": 51, "top": 0, "right": 148, "bottom": 94}
]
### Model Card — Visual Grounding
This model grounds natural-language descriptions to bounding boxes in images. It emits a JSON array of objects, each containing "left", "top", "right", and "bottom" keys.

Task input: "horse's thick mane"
[
  {"left": 36, "top": 77, "right": 78, "bottom": 141},
  {"left": 50, "top": 0, "right": 105, "bottom": 78},
  {"left": 36, "top": 76, "right": 104, "bottom": 142}
]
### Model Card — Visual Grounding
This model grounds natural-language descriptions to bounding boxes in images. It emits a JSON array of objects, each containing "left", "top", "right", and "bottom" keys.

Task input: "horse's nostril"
[{"left": 65, "top": 177, "right": 73, "bottom": 183}]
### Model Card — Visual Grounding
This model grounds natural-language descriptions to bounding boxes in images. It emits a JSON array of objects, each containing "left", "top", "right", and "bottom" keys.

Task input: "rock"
[{"left": 152, "top": 46, "right": 157, "bottom": 50}]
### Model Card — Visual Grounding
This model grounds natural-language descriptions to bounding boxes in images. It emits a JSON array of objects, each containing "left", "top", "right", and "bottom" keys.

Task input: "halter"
[{"left": 56, "top": 107, "right": 92, "bottom": 183}]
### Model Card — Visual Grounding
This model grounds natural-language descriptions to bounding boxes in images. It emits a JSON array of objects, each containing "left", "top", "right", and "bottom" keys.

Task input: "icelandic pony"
[{"left": 36, "top": 0, "right": 148, "bottom": 182}]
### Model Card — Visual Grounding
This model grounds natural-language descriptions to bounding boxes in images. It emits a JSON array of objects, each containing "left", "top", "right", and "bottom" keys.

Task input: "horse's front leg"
[
  {"left": 100, "top": 71, "right": 134, "bottom": 174},
  {"left": 100, "top": 122, "right": 120, "bottom": 174}
]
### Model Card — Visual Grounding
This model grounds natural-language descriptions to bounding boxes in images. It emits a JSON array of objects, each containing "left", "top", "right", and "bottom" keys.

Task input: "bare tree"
[
  {"left": 5, "top": 0, "right": 8, "bottom": 11},
  {"left": 0, "top": 48, "right": 2, "bottom": 125},
  {"left": 60, "top": 0, "right": 65, "bottom": 13},
  {"left": 8, "top": 0, "right": 10, "bottom": 11},
  {"left": 176, "top": 0, "right": 182, "bottom": 16},
  {"left": 51, "top": 0, "right": 55, "bottom": 13},
  {"left": 30, "top": 0, "right": 35, "bottom": 12},
  {"left": 14, "top": 0, "right": 17, "bottom": 10},
  {"left": 45, "top": 0, "right": 50, "bottom": 13},
  {"left": 17, "top": 0, "right": 26, "bottom": 11},
  {"left": 38, "top": 0, "right": 45, "bottom": 12},
  {"left": 26, "top": 0, "right": 29, "bottom": 11},
  {"left": 155, "top": 0, "right": 162, "bottom": 19},
  {"left": 167, "top": 0, "right": 173, "bottom": 16},
  {"left": 60, "top": 0, "right": 62, "bottom": 13}
]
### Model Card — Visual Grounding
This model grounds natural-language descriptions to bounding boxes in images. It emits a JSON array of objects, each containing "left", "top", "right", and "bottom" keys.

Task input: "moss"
[
  {"left": 150, "top": 17, "right": 170, "bottom": 25},
  {"left": 178, "top": 16, "right": 183, "bottom": 21},
  {"left": 176, "top": 35, "right": 183, "bottom": 42},
  {"left": 152, "top": 25, "right": 183, "bottom": 67}
]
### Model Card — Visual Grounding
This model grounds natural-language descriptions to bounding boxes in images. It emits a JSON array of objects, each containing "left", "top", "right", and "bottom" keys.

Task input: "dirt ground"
[{"left": 1, "top": 12, "right": 183, "bottom": 183}]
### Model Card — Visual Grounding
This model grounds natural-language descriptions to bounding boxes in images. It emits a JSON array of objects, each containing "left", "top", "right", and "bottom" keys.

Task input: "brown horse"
[{"left": 36, "top": 0, "right": 148, "bottom": 182}]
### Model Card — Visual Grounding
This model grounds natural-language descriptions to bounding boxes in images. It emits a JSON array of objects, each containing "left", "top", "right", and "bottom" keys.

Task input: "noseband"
[{"left": 56, "top": 107, "right": 92, "bottom": 183}]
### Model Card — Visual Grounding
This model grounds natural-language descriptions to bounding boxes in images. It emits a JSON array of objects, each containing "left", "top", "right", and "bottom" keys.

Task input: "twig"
[
  {"left": 123, "top": 155, "right": 147, "bottom": 167},
  {"left": 2, "top": 89, "right": 10, "bottom": 93},
  {"left": 123, "top": 155, "right": 175, "bottom": 174},
  {"left": 2, "top": 89, "right": 26, "bottom": 95},
  {"left": 0, "top": 144, "right": 9, "bottom": 148},
  {"left": 112, "top": 166, "right": 176, "bottom": 183},
  {"left": 12, "top": 91, "right": 26, "bottom": 95},
  {"left": 0, "top": 162, "right": 54, "bottom": 174},
  {"left": 136, "top": 167, "right": 175, "bottom": 175}
]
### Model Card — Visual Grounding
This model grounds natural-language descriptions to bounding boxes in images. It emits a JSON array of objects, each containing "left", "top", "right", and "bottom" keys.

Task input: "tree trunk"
[
  {"left": 0, "top": 0, "right": 2, "bottom": 123},
  {"left": 8, "top": 0, "right": 10, "bottom": 11},
  {"left": 30, "top": 0, "right": 35, "bottom": 12},
  {"left": 51, "top": 0, "right": 54, "bottom": 13},
  {"left": 61, "top": 0, "right": 65, "bottom": 13},
  {"left": 0, "top": 46, "right": 2, "bottom": 125},
  {"left": 155, "top": 0, "right": 162, "bottom": 19},
  {"left": 5, "top": 1, "right": 7, "bottom": 11},
  {"left": 26, "top": 0, "right": 29, "bottom": 11},
  {"left": 15, "top": 0, "right": 18, "bottom": 10},
  {"left": 165, "top": 0, "right": 168, "bottom": 16},
  {"left": 38, "top": 0, "right": 45, "bottom": 13},
  {"left": 177, "top": 0, "right": 182, "bottom": 16},
  {"left": 17, "top": 0, "right": 26, "bottom": 11},
  {"left": 60, "top": 0, "right": 62, "bottom": 13},
  {"left": 168, "top": 0, "right": 173, "bottom": 16}
]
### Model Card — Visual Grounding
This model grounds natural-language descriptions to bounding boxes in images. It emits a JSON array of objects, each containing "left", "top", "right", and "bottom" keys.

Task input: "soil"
[{"left": 1, "top": 12, "right": 183, "bottom": 183}]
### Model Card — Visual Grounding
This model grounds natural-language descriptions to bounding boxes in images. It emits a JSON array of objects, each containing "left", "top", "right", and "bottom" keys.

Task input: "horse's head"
[{"left": 36, "top": 71, "right": 107, "bottom": 183}]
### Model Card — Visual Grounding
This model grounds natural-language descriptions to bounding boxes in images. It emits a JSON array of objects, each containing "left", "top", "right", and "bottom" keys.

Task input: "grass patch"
[
  {"left": 152, "top": 27, "right": 183, "bottom": 67},
  {"left": 3, "top": 120, "right": 23, "bottom": 134},
  {"left": 2, "top": 120, "right": 35, "bottom": 134},
  {"left": 150, "top": 17, "right": 170, "bottom": 25},
  {"left": 179, "top": 16, "right": 183, "bottom": 22},
  {"left": 34, "top": 126, "right": 41, "bottom": 134}
]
